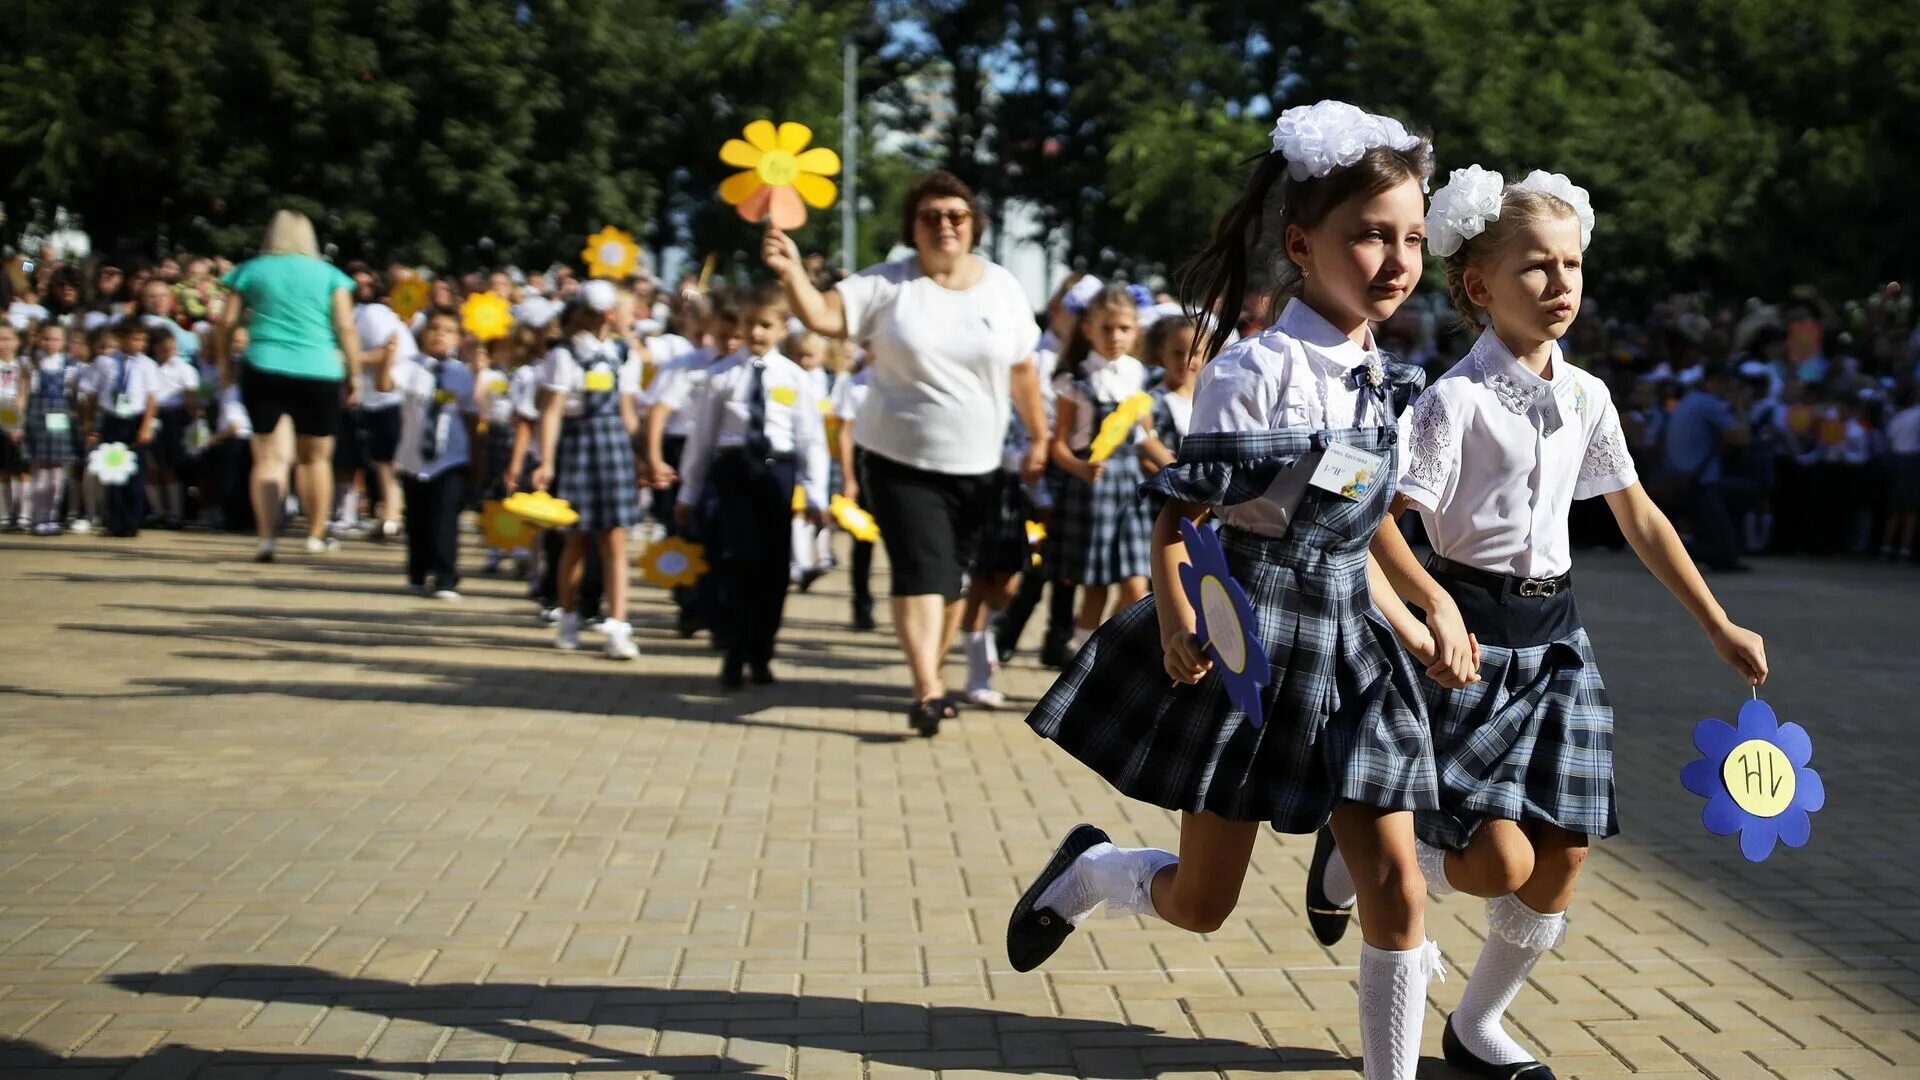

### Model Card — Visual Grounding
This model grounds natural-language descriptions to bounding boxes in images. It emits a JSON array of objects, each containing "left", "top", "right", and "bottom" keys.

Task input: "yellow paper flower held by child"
[
  {"left": 719, "top": 120, "right": 842, "bottom": 231},
  {"left": 501, "top": 490, "right": 580, "bottom": 529},
  {"left": 480, "top": 500, "right": 538, "bottom": 550},
  {"left": 1087, "top": 393, "right": 1154, "bottom": 464},
  {"left": 830, "top": 494, "right": 880, "bottom": 543},
  {"left": 461, "top": 292, "right": 512, "bottom": 342},
  {"left": 638, "top": 536, "right": 709, "bottom": 589},
  {"left": 582, "top": 227, "right": 639, "bottom": 280},
  {"left": 389, "top": 278, "right": 430, "bottom": 321}
]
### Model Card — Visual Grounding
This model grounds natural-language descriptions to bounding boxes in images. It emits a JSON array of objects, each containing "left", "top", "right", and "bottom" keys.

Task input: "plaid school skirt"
[
  {"left": 1051, "top": 448, "right": 1152, "bottom": 586},
  {"left": 1414, "top": 576, "right": 1618, "bottom": 850},
  {"left": 23, "top": 397, "right": 76, "bottom": 465},
  {"left": 1027, "top": 417, "right": 1436, "bottom": 832},
  {"left": 972, "top": 469, "right": 1033, "bottom": 576},
  {"left": 482, "top": 424, "right": 515, "bottom": 497},
  {"left": 553, "top": 410, "right": 642, "bottom": 532}
]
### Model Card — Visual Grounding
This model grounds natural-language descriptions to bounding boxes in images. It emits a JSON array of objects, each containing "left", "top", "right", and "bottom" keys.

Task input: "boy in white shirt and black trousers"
[
  {"left": 381, "top": 307, "right": 479, "bottom": 599},
  {"left": 86, "top": 319, "right": 160, "bottom": 537},
  {"left": 675, "top": 284, "right": 829, "bottom": 688}
]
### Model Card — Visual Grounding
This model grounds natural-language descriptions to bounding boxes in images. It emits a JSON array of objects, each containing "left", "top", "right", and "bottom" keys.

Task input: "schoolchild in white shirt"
[
  {"left": 380, "top": 307, "right": 480, "bottom": 599},
  {"left": 831, "top": 353, "right": 876, "bottom": 630},
  {"left": 147, "top": 328, "right": 201, "bottom": 527},
  {"left": 0, "top": 324, "right": 26, "bottom": 529},
  {"left": 1314, "top": 167, "right": 1770, "bottom": 1079},
  {"left": 85, "top": 320, "right": 161, "bottom": 537},
  {"left": 674, "top": 284, "right": 829, "bottom": 688},
  {"left": 642, "top": 294, "right": 740, "bottom": 637},
  {"left": 786, "top": 329, "right": 838, "bottom": 590}
]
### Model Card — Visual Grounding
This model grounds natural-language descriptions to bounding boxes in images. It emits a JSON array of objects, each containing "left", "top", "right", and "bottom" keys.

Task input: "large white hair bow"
[
  {"left": 1514, "top": 170, "right": 1596, "bottom": 250},
  {"left": 1269, "top": 100, "right": 1424, "bottom": 186},
  {"left": 1425, "top": 165, "right": 1507, "bottom": 258}
]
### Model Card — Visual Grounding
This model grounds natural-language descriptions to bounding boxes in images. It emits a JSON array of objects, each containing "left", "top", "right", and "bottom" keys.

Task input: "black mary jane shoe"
[
  {"left": 1442, "top": 1014, "right": 1556, "bottom": 1080},
  {"left": 1006, "top": 823, "right": 1110, "bottom": 973},
  {"left": 908, "top": 698, "right": 943, "bottom": 737},
  {"left": 1304, "top": 825, "right": 1354, "bottom": 947}
]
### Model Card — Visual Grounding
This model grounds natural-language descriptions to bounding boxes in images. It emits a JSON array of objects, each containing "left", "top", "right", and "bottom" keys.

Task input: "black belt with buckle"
[{"left": 1427, "top": 555, "right": 1571, "bottom": 599}]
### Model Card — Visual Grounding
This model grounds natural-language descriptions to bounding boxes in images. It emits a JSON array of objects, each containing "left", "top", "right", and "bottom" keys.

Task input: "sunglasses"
[{"left": 916, "top": 208, "right": 972, "bottom": 229}]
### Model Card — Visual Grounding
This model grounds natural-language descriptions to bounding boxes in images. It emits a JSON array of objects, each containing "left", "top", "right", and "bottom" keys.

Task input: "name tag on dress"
[
  {"left": 44, "top": 411, "right": 71, "bottom": 434},
  {"left": 582, "top": 370, "right": 615, "bottom": 393},
  {"left": 1307, "top": 441, "right": 1386, "bottom": 501},
  {"left": 113, "top": 394, "right": 140, "bottom": 418}
]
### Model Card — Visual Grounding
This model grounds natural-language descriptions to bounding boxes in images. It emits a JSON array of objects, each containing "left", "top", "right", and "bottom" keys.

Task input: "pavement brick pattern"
[{"left": 0, "top": 531, "right": 1915, "bottom": 1078}]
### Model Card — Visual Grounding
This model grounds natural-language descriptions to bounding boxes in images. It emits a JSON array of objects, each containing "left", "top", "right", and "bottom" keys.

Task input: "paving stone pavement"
[{"left": 0, "top": 529, "right": 1915, "bottom": 1079}]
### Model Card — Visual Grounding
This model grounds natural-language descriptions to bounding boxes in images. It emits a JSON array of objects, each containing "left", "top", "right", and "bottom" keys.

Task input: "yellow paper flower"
[
  {"left": 582, "top": 226, "right": 639, "bottom": 280},
  {"left": 719, "top": 120, "right": 842, "bottom": 231},
  {"left": 0, "top": 401, "right": 22, "bottom": 431},
  {"left": 389, "top": 278, "right": 430, "bottom": 321},
  {"left": 480, "top": 500, "right": 538, "bottom": 550},
  {"left": 1026, "top": 519, "right": 1047, "bottom": 566},
  {"left": 1088, "top": 393, "right": 1154, "bottom": 463},
  {"left": 501, "top": 490, "right": 579, "bottom": 529},
  {"left": 461, "top": 292, "right": 512, "bottom": 342},
  {"left": 638, "top": 536, "right": 709, "bottom": 589},
  {"left": 830, "top": 494, "right": 879, "bottom": 543},
  {"left": 792, "top": 485, "right": 807, "bottom": 513}
]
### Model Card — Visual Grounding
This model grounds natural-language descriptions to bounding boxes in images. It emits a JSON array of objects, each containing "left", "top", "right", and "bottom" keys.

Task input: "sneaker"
[
  {"left": 32, "top": 522, "right": 57, "bottom": 537},
  {"left": 254, "top": 540, "right": 277, "bottom": 563},
  {"left": 68, "top": 518, "right": 92, "bottom": 535},
  {"left": 305, "top": 536, "right": 341, "bottom": 554},
  {"left": 602, "top": 619, "right": 638, "bottom": 660},
  {"left": 538, "top": 606, "right": 561, "bottom": 624},
  {"left": 965, "top": 686, "right": 1007, "bottom": 709},
  {"left": 555, "top": 611, "right": 581, "bottom": 650},
  {"left": 432, "top": 589, "right": 462, "bottom": 601},
  {"left": 584, "top": 617, "right": 606, "bottom": 633}
]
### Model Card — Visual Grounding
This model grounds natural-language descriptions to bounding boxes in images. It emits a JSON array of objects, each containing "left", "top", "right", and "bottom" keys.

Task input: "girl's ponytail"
[{"left": 1177, "top": 153, "right": 1292, "bottom": 365}]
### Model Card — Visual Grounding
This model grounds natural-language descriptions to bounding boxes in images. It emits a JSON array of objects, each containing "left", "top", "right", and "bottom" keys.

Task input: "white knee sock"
[
  {"left": 33, "top": 468, "right": 63, "bottom": 526},
  {"left": 1034, "top": 842, "right": 1178, "bottom": 925},
  {"left": 965, "top": 630, "right": 997, "bottom": 692},
  {"left": 1359, "top": 941, "right": 1446, "bottom": 1080},
  {"left": 1323, "top": 846, "right": 1357, "bottom": 908},
  {"left": 1453, "top": 895, "right": 1565, "bottom": 1065},
  {"left": 790, "top": 518, "right": 814, "bottom": 578},
  {"left": 0, "top": 476, "right": 13, "bottom": 524},
  {"left": 1416, "top": 840, "right": 1455, "bottom": 896},
  {"left": 335, "top": 485, "right": 360, "bottom": 526}
]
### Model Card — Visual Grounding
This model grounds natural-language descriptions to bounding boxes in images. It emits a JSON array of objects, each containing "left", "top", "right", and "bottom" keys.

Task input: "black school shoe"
[
  {"left": 1442, "top": 1014, "right": 1556, "bottom": 1080},
  {"left": 1006, "top": 823, "right": 1110, "bottom": 973},
  {"left": 1304, "top": 825, "right": 1354, "bottom": 947}
]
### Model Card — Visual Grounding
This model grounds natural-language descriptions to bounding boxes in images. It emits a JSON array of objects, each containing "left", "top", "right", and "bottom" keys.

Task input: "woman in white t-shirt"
[{"left": 765, "top": 170, "right": 1051, "bottom": 736}]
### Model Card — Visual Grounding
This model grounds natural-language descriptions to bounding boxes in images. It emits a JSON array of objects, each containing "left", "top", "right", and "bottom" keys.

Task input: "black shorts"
[
  {"left": 858, "top": 450, "right": 995, "bottom": 602},
  {"left": 361, "top": 404, "right": 403, "bottom": 464},
  {"left": 241, "top": 366, "right": 342, "bottom": 439}
]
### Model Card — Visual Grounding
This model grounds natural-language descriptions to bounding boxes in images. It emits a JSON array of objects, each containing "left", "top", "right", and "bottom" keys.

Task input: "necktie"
[
  {"left": 421, "top": 360, "right": 447, "bottom": 462},
  {"left": 745, "top": 359, "right": 770, "bottom": 459},
  {"left": 114, "top": 353, "right": 132, "bottom": 399}
]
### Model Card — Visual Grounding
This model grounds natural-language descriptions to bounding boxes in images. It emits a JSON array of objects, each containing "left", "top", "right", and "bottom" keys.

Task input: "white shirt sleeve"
[
  {"left": 1573, "top": 394, "right": 1638, "bottom": 500},
  {"left": 540, "top": 347, "right": 580, "bottom": 394},
  {"left": 1398, "top": 386, "right": 1461, "bottom": 513},
  {"left": 833, "top": 265, "right": 898, "bottom": 341},
  {"left": 620, "top": 354, "right": 644, "bottom": 397},
  {"left": 1187, "top": 344, "right": 1283, "bottom": 437},
  {"left": 794, "top": 373, "right": 830, "bottom": 510},
  {"left": 674, "top": 371, "right": 729, "bottom": 508}
]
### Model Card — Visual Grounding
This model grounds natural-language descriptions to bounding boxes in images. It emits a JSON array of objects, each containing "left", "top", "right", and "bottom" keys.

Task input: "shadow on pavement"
[{"left": 78, "top": 963, "right": 1360, "bottom": 1077}]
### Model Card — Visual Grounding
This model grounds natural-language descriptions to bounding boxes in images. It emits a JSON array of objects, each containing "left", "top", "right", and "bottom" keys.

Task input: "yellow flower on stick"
[
  {"left": 830, "top": 494, "right": 880, "bottom": 543},
  {"left": 1088, "top": 393, "right": 1154, "bottom": 463},
  {"left": 582, "top": 227, "right": 639, "bottom": 280},
  {"left": 389, "top": 278, "right": 430, "bottom": 321},
  {"left": 461, "top": 292, "right": 512, "bottom": 342},
  {"left": 480, "top": 500, "right": 538, "bottom": 550},
  {"left": 638, "top": 536, "right": 709, "bottom": 589},
  {"left": 719, "top": 120, "right": 841, "bottom": 230},
  {"left": 501, "top": 490, "right": 579, "bottom": 529}
]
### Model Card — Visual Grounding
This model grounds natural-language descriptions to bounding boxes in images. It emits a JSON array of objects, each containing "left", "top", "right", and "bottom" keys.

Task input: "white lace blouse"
[{"left": 1398, "top": 332, "right": 1637, "bottom": 578}]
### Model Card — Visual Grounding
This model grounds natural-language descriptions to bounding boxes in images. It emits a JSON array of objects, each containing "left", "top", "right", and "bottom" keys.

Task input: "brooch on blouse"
[{"left": 1352, "top": 355, "right": 1386, "bottom": 390}]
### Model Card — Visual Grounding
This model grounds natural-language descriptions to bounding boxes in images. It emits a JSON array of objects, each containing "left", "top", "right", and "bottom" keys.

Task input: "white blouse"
[
  {"left": 1189, "top": 299, "right": 1399, "bottom": 539},
  {"left": 1399, "top": 333, "right": 1637, "bottom": 579},
  {"left": 538, "top": 333, "right": 639, "bottom": 418},
  {"left": 1053, "top": 352, "right": 1149, "bottom": 451}
]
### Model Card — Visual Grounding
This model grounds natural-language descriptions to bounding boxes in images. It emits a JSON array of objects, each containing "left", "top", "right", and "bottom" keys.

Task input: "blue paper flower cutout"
[
  {"left": 1681, "top": 698, "right": 1824, "bottom": 863},
  {"left": 1176, "top": 518, "right": 1269, "bottom": 728}
]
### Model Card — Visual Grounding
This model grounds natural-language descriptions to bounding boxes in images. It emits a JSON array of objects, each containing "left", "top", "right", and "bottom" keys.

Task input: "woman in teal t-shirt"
[{"left": 214, "top": 209, "right": 364, "bottom": 561}]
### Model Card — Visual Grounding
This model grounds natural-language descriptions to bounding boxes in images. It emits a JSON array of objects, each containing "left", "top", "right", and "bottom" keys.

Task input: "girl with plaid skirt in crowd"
[
  {"left": 1138, "top": 313, "right": 1202, "bottom": 519},
  {"left": 1008, "top": 102, "right": 1478, "bottom": 1080},
  {"left": 532, "top": 279, "right": 643, "bottom": 661},
  {"left": 1047, "top": 284, "right": 1155, "bottom": 652},
  {"left": 1307, "top": 168, "right": 1770, "bottom": 1080},
  {"left": 22, "top": 324, "right": 77, "bottom": 534}
]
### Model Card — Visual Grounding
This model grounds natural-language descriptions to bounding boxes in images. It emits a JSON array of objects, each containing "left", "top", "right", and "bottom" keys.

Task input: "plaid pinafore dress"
[
  {"left": 552, "top": 342, "right": 643, "bottom": 532},
  {"left": 1050, "top": 376, "right": 1153, "bottom": 586},
  {"left": 24, "top": 356, "right": 78, "bottom": 466},
  {"left": 1026, "top": 363, "right": 1438, "bottom": 831}
]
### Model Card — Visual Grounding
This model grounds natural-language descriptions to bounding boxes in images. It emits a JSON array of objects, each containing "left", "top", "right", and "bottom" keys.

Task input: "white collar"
[
  {"left": 1275, "top": 298, "right": 1374, "bottom": 371},
  {"left": 570, "top": 331, "right": 614, "bottom": 358},
  {"left": 1082, "top": 351, "right": 1135, "bottom": 377},
  {"left": 1470, "top": 332, "right": 1570, "bottom": 435}
]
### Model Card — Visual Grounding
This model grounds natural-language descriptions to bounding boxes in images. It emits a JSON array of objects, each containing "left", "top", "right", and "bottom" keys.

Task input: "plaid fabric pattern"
[
  {"left": 1415, "top": 624, "right": 1618, "bottom": 850},
  {"left": 1028, "top": 421, "right": 1437, "bottom": 832},
  {"left": 1053, "top": 388, "right": 1153, "bottom": 586},
  {"left": 972, "top": 468, "right": 1033, "bottom": 575},
  {"left": 23, "top": 375, "right": 76, "bottom": 465},
  {"left": 482, "top": 424, "right": 516, "bottom": 497},
  {"left": 553, "top": 410, "right": 642, "bottom": 531}
]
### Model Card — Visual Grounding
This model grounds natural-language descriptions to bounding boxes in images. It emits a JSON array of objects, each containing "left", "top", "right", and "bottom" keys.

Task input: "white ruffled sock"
[
  {"left": 1323, "top": 845, "right": 1357, "bottom": 908},
  {"left": 1453, "top": 895, "right": 1566, "bottom": 1065},
  {"left": 965, "top": 630, "right": 997, "bottom": 692},
  {"left": 1035, "top": 842, "right": 1179, "bottom": 926},
  {"left": 1416, "top": 840, "right": 1455, "bottom": 896},
  {"left": 1359, "top": 941, "right": 1446, "bottom": 1080}
]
